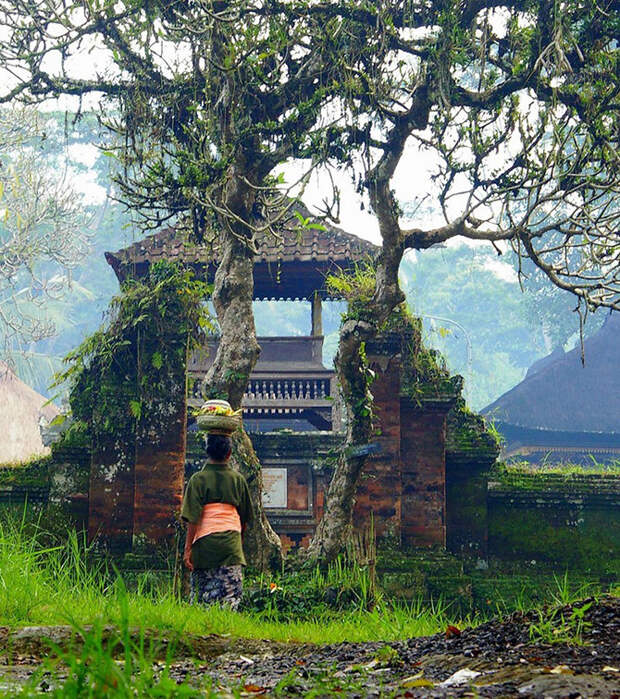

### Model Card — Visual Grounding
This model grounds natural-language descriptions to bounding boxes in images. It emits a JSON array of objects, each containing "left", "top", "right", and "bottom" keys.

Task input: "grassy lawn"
[
  {"left": 0, "top": 521, "right": 460, "bottom": 644},
  {"left": 1, "top": 520, "right": 617, "bottom": 697}
]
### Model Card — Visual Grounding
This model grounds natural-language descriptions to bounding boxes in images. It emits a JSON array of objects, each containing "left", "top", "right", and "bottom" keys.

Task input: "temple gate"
[{"left": 96, "top": 209, "right": 497, "bottom": 554}]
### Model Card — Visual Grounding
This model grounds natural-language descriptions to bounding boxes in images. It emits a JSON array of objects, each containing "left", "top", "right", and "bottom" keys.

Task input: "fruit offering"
[{"left": 197, "top": 400, "right": 242, "bottom": 417}]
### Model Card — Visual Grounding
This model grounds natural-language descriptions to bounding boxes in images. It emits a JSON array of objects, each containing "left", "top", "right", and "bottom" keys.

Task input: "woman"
[{"left": 181, "top": 432, "right": 252, "bottom": 609}]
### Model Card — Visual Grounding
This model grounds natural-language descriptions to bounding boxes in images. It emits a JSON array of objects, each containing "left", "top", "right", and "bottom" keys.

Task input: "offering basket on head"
[{"left": 196, "top": 399, "right": 242, "bottom": 435}]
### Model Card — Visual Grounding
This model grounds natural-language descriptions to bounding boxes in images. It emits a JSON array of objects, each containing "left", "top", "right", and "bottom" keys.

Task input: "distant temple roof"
[
  {"left": 105, "top": 204, "right": 377, "bottom": 300},
  {"left": 483, "top": 313, "right": 620, "bottom": 434}
]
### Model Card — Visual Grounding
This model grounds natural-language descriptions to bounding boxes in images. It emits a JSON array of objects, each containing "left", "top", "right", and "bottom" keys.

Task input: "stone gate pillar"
[
  {"left": 132, "top": 384, "right": 187, "bottom": 549},
  {"left": 88, "top": 383, "right": 137, "bottom": 553},
  {"left": 353, "top": 336, "right": 403, "bottom": 541},
  {"left": 88, "top": 439, "right": 135, "bottom": 552},
  {"left": 88, "top": 369, "right": 187, "bottom": 553},
  {"left": 400, "top": 397, "right": 454, "bottom": 547},
  {"left": 445, "top": 407, "right": 499, "bottom": 557}
]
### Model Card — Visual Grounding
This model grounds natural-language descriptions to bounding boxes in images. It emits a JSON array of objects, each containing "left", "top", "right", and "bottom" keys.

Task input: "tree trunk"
[
  {"left": 304, "top": 250, "right": 405, "bottom": 563},
  {"left": 204, "top": 224, "right": 260, "bottom": 407},
  {"left": 304, "top": 317, "right": 375, "bottom": 563},
  {"left": 203, "top": 163, "right": 282, "bottom": 573},
  {"left": 305, "top": 145, "right": 408, "bottom": 564},
  {"left": 232, "top": 429, "right": 283, "bottom": 572}
]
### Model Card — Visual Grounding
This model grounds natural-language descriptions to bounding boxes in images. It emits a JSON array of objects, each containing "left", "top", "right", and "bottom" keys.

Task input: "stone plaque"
[{"left": 262, "top": 468, "right": 287, "bottom": 508}]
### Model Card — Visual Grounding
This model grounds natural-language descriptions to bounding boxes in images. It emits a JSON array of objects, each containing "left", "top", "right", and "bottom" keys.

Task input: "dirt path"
[{"left": 1, "top": 596, "right": 618, "bottom": 697}]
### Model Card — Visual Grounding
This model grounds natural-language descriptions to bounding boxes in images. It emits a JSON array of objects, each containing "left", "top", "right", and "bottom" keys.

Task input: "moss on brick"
[
  {"left": 488, "top": 504, "right": 619, "bottom": 574},
  {"left": 0, "top": 455, "right": 51, "bottom": 488},
  {"left": 489, "top": 463, "right": 620, "bottom": 492},
  {"left": 446, "top": 398, "right": 500, "bottom": 457}
]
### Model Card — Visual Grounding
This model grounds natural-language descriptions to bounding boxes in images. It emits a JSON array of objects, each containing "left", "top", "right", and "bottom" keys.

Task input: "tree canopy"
[
  {"left": 0, "top": 2, "right": 616, "bottom": 307},
  {"left": 0, "top": 105, "right": 89, "bottom": 358}
]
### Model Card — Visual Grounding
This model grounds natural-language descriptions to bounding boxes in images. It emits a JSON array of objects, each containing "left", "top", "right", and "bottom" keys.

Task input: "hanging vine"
[{"left": 54, "top": 261, "right": 212, "bottom": 441}]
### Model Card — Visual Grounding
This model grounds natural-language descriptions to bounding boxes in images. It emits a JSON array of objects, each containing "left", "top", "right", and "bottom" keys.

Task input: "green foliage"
[
  {"left": 0, "top": 519, "right": 95, "bottom": 625},
  {"left": 326, "top": 260, "right": 377, "bottom": 323},
  {"left": 399, "top": 248, "right": 549, "bottom": 410},
  {"left": 327, "top": 262, "right": 459, "bottom": 403},
  {"left": 243, "top": 555, "right": 380, "bottom": 620},
  {"left": 54, "top": 261, "right": 212, "bottom": 438},
  {"left": 529, "top": 600, "right": 593, "bottom": 646},
  {"left": 485, "top": 419, "right": 505, "bottom": 448},
  {"left": 271, "top": 665, "right": 377, "bottom": 698},
  {"left": 50, "top": 419, "right": 90, "bottom": 452},
  {"left": 0, "top": 501, "right": 90, "bottom": 551},
  {"left": 0, "top": 517, "right": 616, "bottom": 696},
  {"left": 8, "top": 117, "right": 606, "bottom": 415},
  {"left": 326, "top": 261, "right": 379, "bottom": 430}
]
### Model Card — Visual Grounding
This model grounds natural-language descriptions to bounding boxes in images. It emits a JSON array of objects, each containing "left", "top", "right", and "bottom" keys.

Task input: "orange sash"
[{"left": 193, "top": 502, "right": 241, "bottom": 544}]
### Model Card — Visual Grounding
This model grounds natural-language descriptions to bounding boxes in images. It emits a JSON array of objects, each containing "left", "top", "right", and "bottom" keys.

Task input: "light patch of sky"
[
  {"left": 391, "top": 139, "right": 447, "bottom": 229},
  {"left": 43, "top": 139, "right": 107, "bottom": 205},
  {"left": 62, "top": 45, "right": 119, "bottom": 81},
  {"left": 282, "top": 132, "right": 448, "bottom": 245},
  {"left": 399, "top": 26, "right": 441, "bottom": 41},
  {"left": 67, "top": 143, "right": 99, "bottom": 168},
  {"left": 65, "top": 164, "right": 107, "bottom": 205},
  {"left": 482, "top": 256, "right": 518, "bottom": 282},
  {"left": 282, "top": 159, "right": 381, "bottom": 244}
]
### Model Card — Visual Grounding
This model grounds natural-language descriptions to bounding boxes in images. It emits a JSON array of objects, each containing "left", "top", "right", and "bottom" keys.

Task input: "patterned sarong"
[{"left": 191, "top": 565, "right": 243, "bottom": 610}]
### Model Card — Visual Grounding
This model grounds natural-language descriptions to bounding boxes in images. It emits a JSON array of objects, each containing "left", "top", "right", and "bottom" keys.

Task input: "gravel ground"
[{"left": 1, "top": 596, "right": 618, "bottom": 697}]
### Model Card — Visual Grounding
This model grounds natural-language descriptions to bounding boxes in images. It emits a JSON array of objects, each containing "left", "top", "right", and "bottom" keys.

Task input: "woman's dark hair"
[{"left": 205, "top": 433, "right": 232, "bottom": 461}]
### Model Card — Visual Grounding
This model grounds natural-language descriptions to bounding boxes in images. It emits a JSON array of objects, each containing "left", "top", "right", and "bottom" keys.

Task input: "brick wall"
[
  {"left": 49, "top": 446, "right": 90, "bottom": 531},
  {"left": 133, "top": 395, "right": 186, "bottom": 548},
  {"left": 88, "top": 438, "right": 135, "bottom": 553},
  {"left": 445, "top": 452, "right": 496, "bottom": 557},
  {"left": 400, "top": 400, "right": 448, "bottom": 547},
  {"left": 487, "top": 475, "right": 620, "bottom": 572},
  {"left": 354, "top": 353, "right": 402, "bottom": 540},
  {"left": 286, "top": 463, "right": 310, "bottom": 510}
]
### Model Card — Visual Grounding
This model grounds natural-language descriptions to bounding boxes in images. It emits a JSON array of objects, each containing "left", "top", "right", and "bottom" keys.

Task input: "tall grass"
[
  {"left": 2, "top": 519, "right": 616, "bottom": 697},
  {"left": 0, "top": 520, "right": 456, "bottom": 644}
]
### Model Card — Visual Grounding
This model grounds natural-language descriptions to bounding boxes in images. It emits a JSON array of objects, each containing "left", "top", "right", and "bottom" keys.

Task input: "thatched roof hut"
[
  {"left": 483, "top": 313, "right": 620, "bottom": 463},
  {"left": 0, "top": 361, "right": 59, "bottom": 464}
]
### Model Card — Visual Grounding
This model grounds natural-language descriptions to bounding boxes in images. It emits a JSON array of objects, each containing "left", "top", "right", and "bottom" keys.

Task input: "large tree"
[
  {"left": 1, "top": 1, "right": 617, "bottom": 564},
  {"left": 303, "top": 0, "right": 619, "bottom": 561},
  {"left": 0, "top": 0, "right": 377, "bottom": 569}
]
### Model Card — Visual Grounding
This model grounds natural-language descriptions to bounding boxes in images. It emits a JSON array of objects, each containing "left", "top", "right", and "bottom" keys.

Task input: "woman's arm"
[{"left": 183, "top": 522, "right": 197, "bottom": 571}]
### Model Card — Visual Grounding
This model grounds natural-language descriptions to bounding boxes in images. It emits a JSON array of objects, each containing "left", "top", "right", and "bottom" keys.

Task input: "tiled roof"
[
  {"left": 105, "top": 204, "right": 377, "bottom": 275},
  {"left": 483, "top": 313, "right": 620, "bottom": 433}
]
